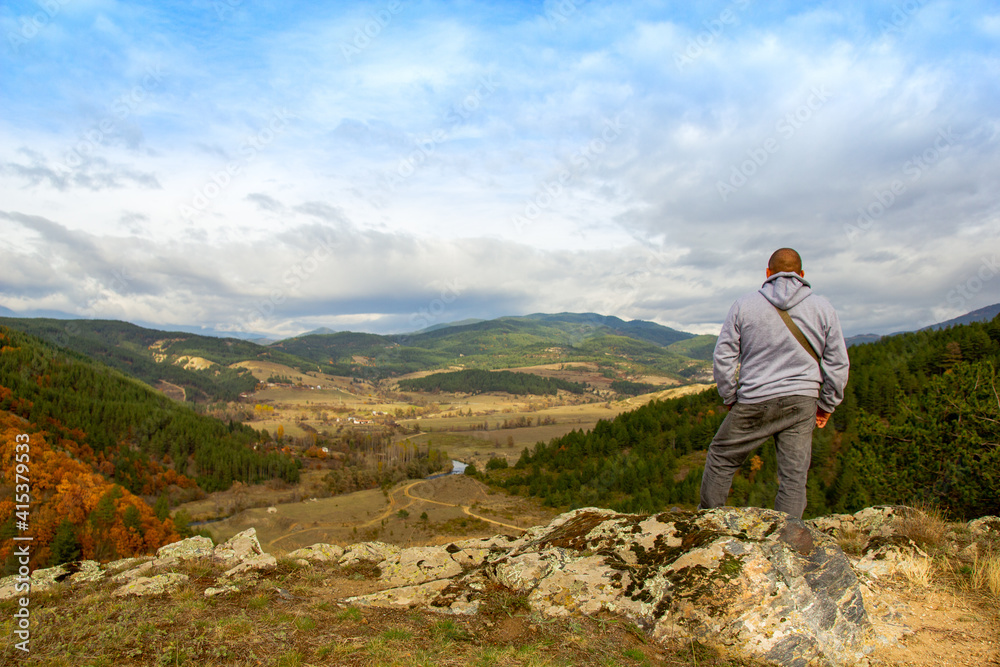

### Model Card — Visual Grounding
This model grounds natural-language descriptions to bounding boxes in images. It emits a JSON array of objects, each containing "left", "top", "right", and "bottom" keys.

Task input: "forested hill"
[
  {"left": 0, "top": 318, "right": 328, "bottom": 402},
  {"left": 488, "top": 314, "right": 1000, "bottom": 521},
  {"left": 0, "top": 325, "right": 299, "bottom": 493},
  {"left": 0, "top": 326, "right": 301, "bottom": 570},
  {"left": 398, "top": 369, "right": 586, "bottom": 395},
  {"left": 275, "top": 313, "right": 707, "bottom": 381}
]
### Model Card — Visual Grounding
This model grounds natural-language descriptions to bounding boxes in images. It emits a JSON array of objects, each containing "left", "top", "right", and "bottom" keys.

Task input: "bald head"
[{"left": 768, "top": 248, "right": 803, "bottom": 275}]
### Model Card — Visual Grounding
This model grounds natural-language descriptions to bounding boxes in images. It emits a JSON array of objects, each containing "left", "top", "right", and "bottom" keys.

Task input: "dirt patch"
[
  {"left": 866, "top": 578, "right": 1000, "bottom": 666},
  {"left": 154, "top": 380, "right": 187, "bottom": 402},
  {"left": 174, "top": 355, "right": 215, "bottom": 370},
  {"left": 411, "top": 475, "right": 489, "bottom": 506}
]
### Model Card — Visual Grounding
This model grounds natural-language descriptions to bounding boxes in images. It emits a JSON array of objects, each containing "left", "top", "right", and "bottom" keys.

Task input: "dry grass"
[
  {"left": 0, "top": 561, "right": 772, "bottom": 667},
  {"left": 896, "top": 556, "right": 935, "bottom": 588},
  {"left": 835, "top": 526, "right": 867, "bottom": 556},
  {"left": 897, "top": 504, "right": 951, "bottom": 551},
  {"left": 971, "top": 552, "right": 1000, "bottom": 598}
]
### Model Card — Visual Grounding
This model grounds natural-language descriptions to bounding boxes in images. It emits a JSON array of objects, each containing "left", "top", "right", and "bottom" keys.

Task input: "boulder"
[
  {"left": 223, "top": 554, "right": 277, "bottom": 579},
  {"left": 205, "top": 583, "right": 241, "bottom": 598},
  {"left": 377, "top": 546, "right": 464, "bottom": 587},
  {"left": 286, "top": 543, "right": 344, "bottom": 563},
  {"left": 114, "top": 573, "right": 189, "bottom": 597},
  {"left": 157, "top": 535, "right": 214, "bottom": 561},
  {"left": 854, "top": 536, "right": 929, "bottom": 580},
  {"left": 339, "top": 541, "right": 400, "bottom": 567},
  {"left": 214, "top": 528, "right": 264, "bottom": 563},
  {"left": 969, "top": 516, "right": 1000, "bottom": 540},
  {"left": 66, "top": 560, "right": 104, "bottom": 584}
]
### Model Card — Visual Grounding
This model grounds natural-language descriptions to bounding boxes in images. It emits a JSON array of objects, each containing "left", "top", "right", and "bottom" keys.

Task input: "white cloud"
[{"left": 1, "top": 0, "right": 998, "bottom": 339}]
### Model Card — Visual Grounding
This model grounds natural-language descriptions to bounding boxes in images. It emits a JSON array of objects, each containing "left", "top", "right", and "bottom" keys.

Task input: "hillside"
[
  {"left": 0, "top": 326, "right": 301, "bottom": 572},
  {"left": 0, "top": 318, "right": 331, "bottom": 402},
  {"left": 274, "top": 313, "right": 708, "bottom": 382},
  {"left": 921, "top": 302, "right": 1000, "bottom": 330},
  {"left": 487, "top": 314, "right": 1000, "bottom": 521}
]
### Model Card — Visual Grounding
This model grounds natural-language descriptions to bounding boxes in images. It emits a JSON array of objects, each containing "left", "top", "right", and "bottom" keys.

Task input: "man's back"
[{"left": 713, "top": 271, "right": 849, "bottom": 413}]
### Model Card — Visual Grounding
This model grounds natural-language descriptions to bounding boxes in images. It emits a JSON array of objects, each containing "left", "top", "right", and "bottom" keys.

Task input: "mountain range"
[
  {"left": 0, "top": 313, "right": 710, "bottom": 402},
  {"left": 2, "top": 304, "right": 997, "bottom": 402}
]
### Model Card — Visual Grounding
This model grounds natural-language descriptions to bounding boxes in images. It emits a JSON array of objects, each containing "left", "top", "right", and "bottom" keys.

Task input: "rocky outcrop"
[
  {"left": 0, "top": 528, "right": 275, "bottom": 600},
  {"left": 349, "top": 507, "right": 873, "bottom": 667},
  {"left": 0, "top": 508, "right": 993, "bottom": 666}
]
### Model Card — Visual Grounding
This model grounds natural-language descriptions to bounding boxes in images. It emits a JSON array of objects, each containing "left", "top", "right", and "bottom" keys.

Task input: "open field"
[
  {"left": 200, "top": 474, "right": 561, "bottom": 555},
  {"left": 231, "top": 360, "right": 712, "bottom": 451},
  {"left": 398, "top": 383, "right": 714, "bottom": 467},
  {"left": 190, "top": 362, "right": 714, "bottom": 553},
  {"left": 227, "top": 359, "right": 714, "bottom": 476}
]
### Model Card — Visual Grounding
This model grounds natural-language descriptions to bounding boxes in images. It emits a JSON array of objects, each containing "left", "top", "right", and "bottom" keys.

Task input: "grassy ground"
[
  {"left": 0, "top": 558, "right": 770, "bottom": 667},
  {"left": 200, "top": 475, "right": 560, "bottom": 555}
]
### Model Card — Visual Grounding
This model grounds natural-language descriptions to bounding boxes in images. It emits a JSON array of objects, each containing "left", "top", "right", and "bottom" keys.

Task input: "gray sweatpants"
[{"left": 698, "top": 394, "right": 817, "bottom": 519}]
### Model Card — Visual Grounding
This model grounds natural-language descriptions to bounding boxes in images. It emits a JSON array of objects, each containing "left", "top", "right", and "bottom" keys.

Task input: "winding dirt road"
[{"left": 267, "top": 476, "right": 525, "bottom": 551}]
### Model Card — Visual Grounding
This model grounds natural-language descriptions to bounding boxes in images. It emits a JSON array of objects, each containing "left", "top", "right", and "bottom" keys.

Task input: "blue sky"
[{"left": 1, "top": 0, "right": 998, "bottom": 338}]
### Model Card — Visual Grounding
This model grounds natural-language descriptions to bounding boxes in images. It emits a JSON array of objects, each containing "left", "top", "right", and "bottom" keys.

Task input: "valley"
[{"left": 180, "top": 355, "right": 711, "bottom": 551}]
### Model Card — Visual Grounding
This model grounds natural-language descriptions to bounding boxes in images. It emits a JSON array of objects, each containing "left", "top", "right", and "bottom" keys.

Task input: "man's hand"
[{"left": 816, "top": 408, "right": 831, "bottom": 429}]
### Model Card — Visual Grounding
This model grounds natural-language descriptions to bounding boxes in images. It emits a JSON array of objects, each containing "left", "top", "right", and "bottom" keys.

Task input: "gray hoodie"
[{"left": 713, "top": 272, "right": 850, "bottom": 413}]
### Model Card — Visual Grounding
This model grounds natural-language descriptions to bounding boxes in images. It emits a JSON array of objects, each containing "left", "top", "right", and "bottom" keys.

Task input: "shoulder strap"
[{"left": 773, "top": 304, "right": 821, "bottom": 366}]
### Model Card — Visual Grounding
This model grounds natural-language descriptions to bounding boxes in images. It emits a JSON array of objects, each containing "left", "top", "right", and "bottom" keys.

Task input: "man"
[{"left": 698, "top": 248, "right": 850, "bottom": 519}]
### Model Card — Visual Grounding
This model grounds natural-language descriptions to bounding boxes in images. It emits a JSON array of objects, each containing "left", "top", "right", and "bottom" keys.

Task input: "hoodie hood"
[{"left": 759, "top": 272, "right": 812, "bottom": 310}]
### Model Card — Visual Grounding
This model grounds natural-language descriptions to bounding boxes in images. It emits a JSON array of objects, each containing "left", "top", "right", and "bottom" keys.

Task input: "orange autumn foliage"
[{"left": 0, "top": 412, "right": 180, "bottom": 569}]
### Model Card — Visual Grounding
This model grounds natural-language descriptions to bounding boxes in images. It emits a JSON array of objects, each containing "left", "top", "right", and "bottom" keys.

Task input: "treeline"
[
  {"left": 398, "top": 369, "right": 585, "bottom": 396},
  {"left": 322, "top": 431, "right": 450, "bottom": 494},
  {"left": 486, "top": 315, "right": 1000, "bottom": 520},
  {"left": 826, "top": 316, "right": 1000, "bottom": 519},
  {"left": 497, "top": 389, "right": 725, "bottom": 512},
  {"left": 0, "top": 326, "right": 300, "bottom": 497},
  {"left": 610, "top": 379, "right": 659, "bottom": 396}
]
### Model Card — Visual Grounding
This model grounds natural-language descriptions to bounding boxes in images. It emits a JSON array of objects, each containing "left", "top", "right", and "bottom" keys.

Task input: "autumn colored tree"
[{"left": 0, "top": 412, "right": 180, "bottom": 571}]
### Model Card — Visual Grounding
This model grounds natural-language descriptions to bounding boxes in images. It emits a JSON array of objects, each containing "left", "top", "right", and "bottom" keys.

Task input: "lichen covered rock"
[
  {"left": 339, "top": 540, "right": 400, "bottom": 567},
  {"left": 286, "top": 543, "right": 344, "bottom": 563},
  {"left": 377, "top": 546, "right": 464, "bottom": 587},
  {"left": 114, "top": 573, "right": 189, "bottom": 597},
  {"left": 351, "top": 507, "right": 874, "bottom": 667},
  {"left": 157, "top": 535, "right": 214, "bottom": 561},
  {"left": 213, "top": 528, "right": 264, "bottom": 563}
]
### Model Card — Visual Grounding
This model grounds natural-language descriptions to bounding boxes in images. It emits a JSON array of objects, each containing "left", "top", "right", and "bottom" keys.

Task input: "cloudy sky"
[{"left": 1, "top": 0, "right": 998, "bottom": 339}]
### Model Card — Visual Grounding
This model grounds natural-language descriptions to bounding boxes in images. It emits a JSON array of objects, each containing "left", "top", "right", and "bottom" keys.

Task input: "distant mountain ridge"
[
  {"left": 920, "top": 303, "right": 1000, "bottom": 331},
  {"left": 271, "top": 312, "right": 707, "bottom": 381},
  {"left": 845, "top": 302, "right": 1000, "bottom": 346}
]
